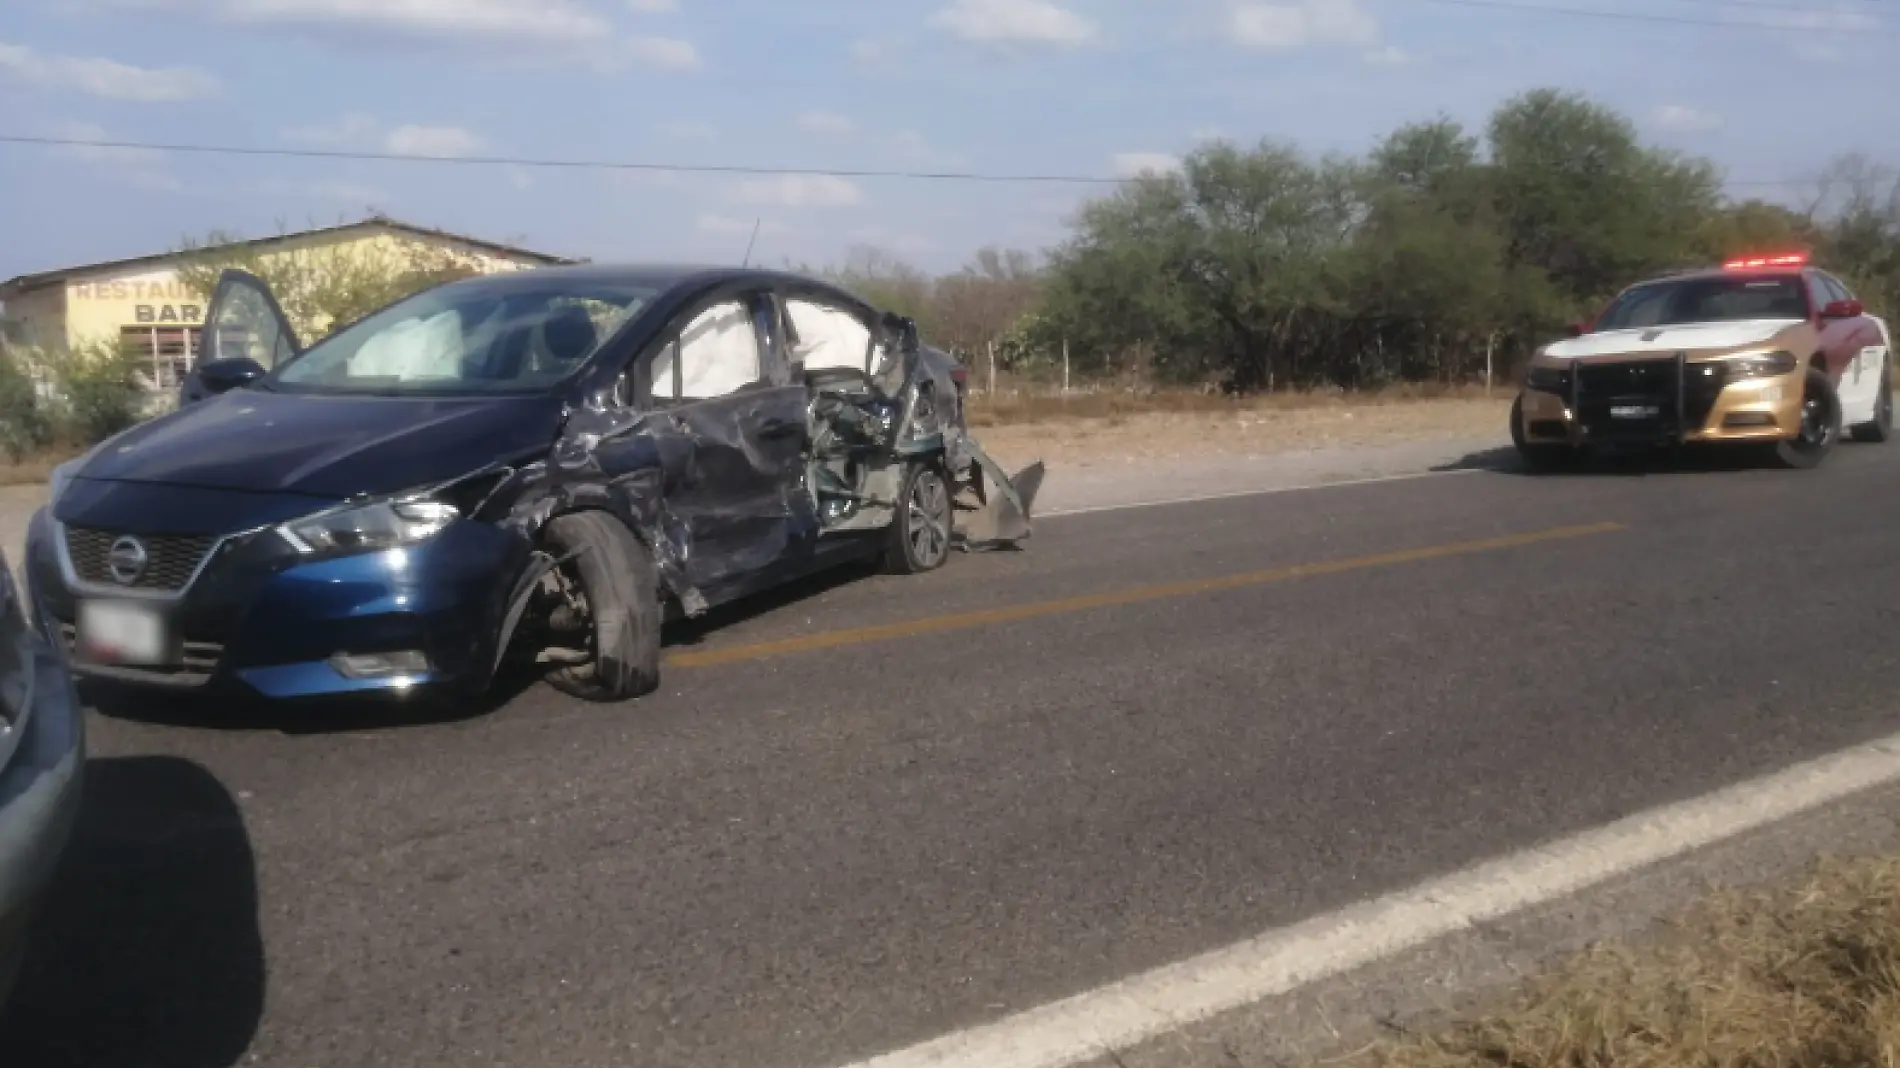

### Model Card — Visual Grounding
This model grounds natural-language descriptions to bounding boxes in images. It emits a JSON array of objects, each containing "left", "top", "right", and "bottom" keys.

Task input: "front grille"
[
  {"left": 1572, "top": 358, "right": 1724, "bottom": 442},
  {"left": 63, "top": 527, "right": 219, "bottom": 592},
  {"left": 57, "top": 623, "right": 223, "bottom": 684}
]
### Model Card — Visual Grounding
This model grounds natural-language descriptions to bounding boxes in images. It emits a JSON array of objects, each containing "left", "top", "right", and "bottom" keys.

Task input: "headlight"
[
  {"left": 278, "top": 497, "right": 460, "bottom": 556},
  {"left": 1722, "top": 350, "right": 1798, "bottom": 380},
  {"left": 1526, "top": 363, "right": 1570, "bottom": 392}
]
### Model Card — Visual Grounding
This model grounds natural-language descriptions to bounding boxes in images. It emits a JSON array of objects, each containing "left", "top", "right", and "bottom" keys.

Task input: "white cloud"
[
  {"left": 1228, "top": 0, "right": 1379, "bottom": 50},
  {"left": 283, "top": 114, "right": 488, "bottom": 157},
  {"left": 0, "top": 40, "right": 217, "bottom": 101},
  {"left": 698, "top": 214, "right": 787, "bottom": 235},
  {"left": 628, "top": 0, "right": 677, "bottom": 10},
  {"left": 1652, "top": 104, "right": 1722, "bottom": 132},
  {"left": 1759, "top": 6, "right": 1878, "bottom": 31},
  {"left": 627, "top": 35, "right": 701, "bottom": 71},
  {"left": 1112, "top": 152, "right": 1183, "bottom": 178},
  {"left": 282, "top": 112, "right": 380, "bottom": 144},
  {"left": 729, "top": 174, "right": 865, "bottom": 208},
  {"left": 126, "top": 0, "right": 613, "bottom": 45},
  {"left": 384, "top": 124, "right": 485, "bottom": 157},
  {"left": 1363, "top": 44, "right": 1407, "bottom": 65},
  {"left": 799, "top": 111, "right": 857, "bottom": 136},
  {"left": 929, "top": 0, "right": 1099, "bottom": 46}
]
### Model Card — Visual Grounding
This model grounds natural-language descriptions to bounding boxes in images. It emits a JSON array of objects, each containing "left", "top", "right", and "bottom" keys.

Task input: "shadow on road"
[
  {"left": 1433, "top": 444, "right": 1782, "bottom": 477},
  {"left": 82, "top": 664, "right": 546, "bottom": 735},
  {"left": 664, "top": 555, "right": 881, "bottom": 649},
  {"left": 0, "top": 756, "right": 263, "bottom": 1068}
]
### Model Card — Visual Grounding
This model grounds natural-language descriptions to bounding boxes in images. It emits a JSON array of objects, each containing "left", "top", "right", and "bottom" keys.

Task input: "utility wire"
[
  {"left": 0, "top": 134, "right": 1126, "bottom": 186},
  {"left": 1418, "top": 0, "right": 1881, "bottom": 31},
  {"left": 0, "top": 133, "right": 1838, "bottom": 189}
]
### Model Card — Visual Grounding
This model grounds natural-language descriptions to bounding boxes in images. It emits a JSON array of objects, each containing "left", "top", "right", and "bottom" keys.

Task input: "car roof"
[{"left": 1636, "top": 264, "right": 1822, "bottom": 286}]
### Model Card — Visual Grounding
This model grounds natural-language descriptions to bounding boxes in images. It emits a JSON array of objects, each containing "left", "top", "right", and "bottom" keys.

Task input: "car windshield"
[
  {"left": 1592, "top": 274, "right": 1810, "bottom": 332},
  {"left": 266, "top": 279, "right": 657, "bottom": 395}
]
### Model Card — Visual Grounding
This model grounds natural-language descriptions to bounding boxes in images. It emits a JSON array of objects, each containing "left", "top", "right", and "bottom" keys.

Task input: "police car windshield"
[{"left": 1593, "top": 274, "right": 1809, "bottom": 332}]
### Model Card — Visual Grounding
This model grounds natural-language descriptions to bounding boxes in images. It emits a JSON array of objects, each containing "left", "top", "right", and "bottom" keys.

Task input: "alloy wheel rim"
[
  {"left": 1800, "top": 392, "right": 1833, "bottom": 448},
  {"left": 907, "top": 472, "right": 949, "bottom": 565}
]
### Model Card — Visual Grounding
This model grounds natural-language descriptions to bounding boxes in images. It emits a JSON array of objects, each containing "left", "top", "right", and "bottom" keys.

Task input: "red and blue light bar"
[{"left": 1721, "top": 252, "right": 1808, "bottom": 270}]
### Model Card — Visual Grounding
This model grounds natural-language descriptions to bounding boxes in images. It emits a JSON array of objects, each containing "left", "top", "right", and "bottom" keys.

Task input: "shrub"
[
  {"left": 46, "top": 341, "right": 151, "bottom": 446},
  {"left": 0, "top": 348, "right": 56, "bottom": 461}
]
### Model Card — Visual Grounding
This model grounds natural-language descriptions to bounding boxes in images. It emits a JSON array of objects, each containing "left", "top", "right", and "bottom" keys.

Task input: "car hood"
[
  {"left": 1543, "top": 318, "right": 1805, "bottom": 360},
  {"left": 76, "top": 388, "right": 568, "bottom": 498}
]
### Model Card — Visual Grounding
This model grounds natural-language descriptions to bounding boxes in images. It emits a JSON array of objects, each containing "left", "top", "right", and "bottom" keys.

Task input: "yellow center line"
[{"left": 665, "top": 521, "right": 1627, "bottom": 669}]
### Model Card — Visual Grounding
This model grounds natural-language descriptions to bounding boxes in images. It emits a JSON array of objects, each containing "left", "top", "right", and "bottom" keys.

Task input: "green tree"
[{"left": 174, "top": 229, "right": 483, "bottom": 342}]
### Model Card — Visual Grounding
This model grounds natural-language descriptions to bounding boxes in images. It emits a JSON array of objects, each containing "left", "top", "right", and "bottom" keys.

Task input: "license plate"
[
  {"left": 76, "top": 599, "right": 177, "bottom": 666},
  {"left": 1610, "top": 405, "right": 1660, "bottom": 419}
]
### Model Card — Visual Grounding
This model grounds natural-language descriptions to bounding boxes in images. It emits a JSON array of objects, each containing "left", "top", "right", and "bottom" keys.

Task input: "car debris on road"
[{"left": 23, "top": 266, "right": 1044, "bottom": 706}]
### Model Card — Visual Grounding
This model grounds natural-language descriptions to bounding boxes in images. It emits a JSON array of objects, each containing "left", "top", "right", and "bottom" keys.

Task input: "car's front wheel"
[
  {"left": 1770, "top": 367, "right": 1843, "bottom": 469},
  {"left": 541, "top": 511, "right": 662, "bottom": 702},
  {"left": 1849, "top": 361, "right": 1893, "bottom": 443},
  {"left": 884, "top": 462, "right": 953, "bottom": 574}
]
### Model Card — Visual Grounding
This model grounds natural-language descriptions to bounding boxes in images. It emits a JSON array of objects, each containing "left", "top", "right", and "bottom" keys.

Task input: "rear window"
[{"left": 1594, "top": 274, "right": 1810, "bottom": 331}]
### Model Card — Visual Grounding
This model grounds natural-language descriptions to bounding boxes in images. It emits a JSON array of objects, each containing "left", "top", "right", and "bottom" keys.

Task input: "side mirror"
[
  {"left": 179, "top": 356, "right": 266, "bottom": 405},
  {"left": 1563, "top": 322, "right": 1585, "bottom": 339},
  {"left": 1820, "top": 299, "right": 1864, "bottom": 320}
]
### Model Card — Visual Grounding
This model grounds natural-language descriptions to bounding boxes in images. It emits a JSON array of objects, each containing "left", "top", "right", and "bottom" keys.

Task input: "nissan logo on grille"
[{"left": 106, "top": 536, "right": 149, "bottom": 586}]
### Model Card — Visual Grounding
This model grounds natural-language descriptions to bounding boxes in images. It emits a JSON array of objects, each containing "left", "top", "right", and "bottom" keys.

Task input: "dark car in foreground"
[
  {"left": 0, "top": 552, "right": 83, "bottom": 1007},
  {"left": 23, "top": 265, "right": 1043, "bottom": 704}
]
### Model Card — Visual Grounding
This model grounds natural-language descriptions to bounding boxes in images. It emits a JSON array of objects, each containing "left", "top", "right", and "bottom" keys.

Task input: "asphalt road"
[{"left": 7, "top": 441, "right": 1900, "bottom": 1068}]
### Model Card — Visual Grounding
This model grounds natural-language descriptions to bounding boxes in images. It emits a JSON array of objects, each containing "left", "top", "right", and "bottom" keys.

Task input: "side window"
[
  {"left": 649, "top": 298, "right": 763, "bottom": 402},
  {"left": 1810, "top": 274, "right": 1842, "bottom": 310},
  {"left": 1822, "top": 274, "right": 1854, "bottom": 303},
  {"left": 784, "top": 297, "right": 874, "bottom": 374}
]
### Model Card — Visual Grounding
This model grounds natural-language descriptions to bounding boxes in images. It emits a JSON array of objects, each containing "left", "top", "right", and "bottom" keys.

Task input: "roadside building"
[{"left": 0, "top": 214, "right": 576, "bottom": 393}]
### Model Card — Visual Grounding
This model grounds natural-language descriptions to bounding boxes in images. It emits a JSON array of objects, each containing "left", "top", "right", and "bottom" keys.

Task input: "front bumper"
[
  {"left": 24, "top": 507, "right": 532, "bottom": 701},
  {"left": 1518, "top": 361, "right": 1804, "bottom": 448},
  {"left": 0, "top": 630, "right": 85, "bottom": 1006}
]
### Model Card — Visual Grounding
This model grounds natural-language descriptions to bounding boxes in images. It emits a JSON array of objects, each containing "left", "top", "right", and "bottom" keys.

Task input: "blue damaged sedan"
[{"left": 22, "top": 266, "right": 1041, "bottom": 706}]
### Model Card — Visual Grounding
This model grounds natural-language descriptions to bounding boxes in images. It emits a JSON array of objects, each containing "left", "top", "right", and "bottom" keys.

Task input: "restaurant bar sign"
[{"left": 71, "top": 279, "right": 205, "bottom": 325}]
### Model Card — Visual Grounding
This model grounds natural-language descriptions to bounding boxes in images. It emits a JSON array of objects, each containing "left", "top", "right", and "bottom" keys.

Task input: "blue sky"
[{"left": 0, "top": 0, "right": 1892, "bottom": 280}]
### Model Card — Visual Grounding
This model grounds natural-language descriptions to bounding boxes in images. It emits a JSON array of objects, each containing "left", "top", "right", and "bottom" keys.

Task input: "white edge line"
[
  {"left": 834, "top": 730, "right": 1900, "bottom": 1068},
  {"left": 1036, "top": 468, "right": 1484, "bottom": 519}
]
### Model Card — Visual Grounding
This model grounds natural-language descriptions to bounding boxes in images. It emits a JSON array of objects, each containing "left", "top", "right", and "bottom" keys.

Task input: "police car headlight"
[
  {"left": 1724, "top": 351, "right": 1798, "bottom": 380},
  {"left": 1526, "top": 364, "right": 1570, "bottom": 391}
]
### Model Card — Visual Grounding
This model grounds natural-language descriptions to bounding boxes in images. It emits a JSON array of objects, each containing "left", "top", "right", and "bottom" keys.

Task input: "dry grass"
[
  {"left": 962, "top": 383, "right": 1504, "bottom": 429},
  {"left": 1337, "top": 855, "right": 1900, "bottom": 1068},
  {"left": 0, "top": 448, "right": 79, "bottom": 486}
]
